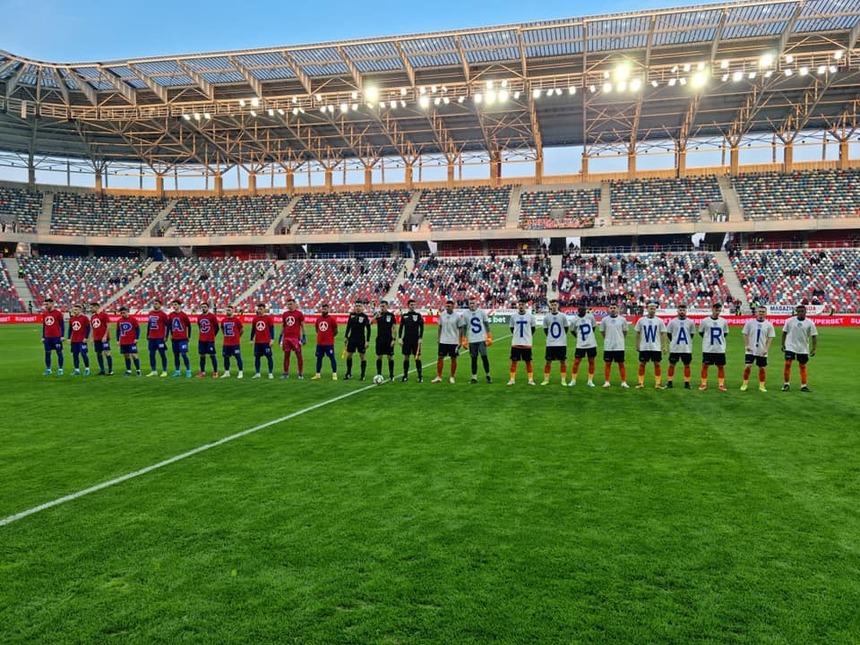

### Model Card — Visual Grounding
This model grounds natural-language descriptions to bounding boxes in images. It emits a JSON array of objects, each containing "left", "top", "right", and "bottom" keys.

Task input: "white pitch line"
[
  {"left": 1, "top": 331, "right": 514, "bottom": 529},
  {"left": 0, "top": 384, "right": 375, "bottom": 528}
]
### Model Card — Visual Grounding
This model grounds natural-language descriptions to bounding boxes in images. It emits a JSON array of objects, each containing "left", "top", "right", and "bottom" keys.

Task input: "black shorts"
[
  {"left": 545, "top": 346, "right": 567, "bottom": 362},
  {"left": 784, "top": 351, "right": 809, "bottom": 364},
  {"left": 346, "top": 339, "right": 367, "bottom": 354},
  {"left": 574, "top": 347, "right": 597, "bottom": 359},
  {"left": 254, "top": 343, "right": 272, "bottom": 358},
  {"left": 668, "top": 352, "right": 692, "bottom": 365},
  {"left": 198, "top": 341, "right": 216, "bottom": 355},
  {"left": 93, "top": 340, "right": 111, "bottom": 353},
  {"left": 120, "top": 344, "right": 138, "bottom": 355},
  {"left": 702, "top": 352, "right": 727, "bottom": 366},
  {"left": 510, "top": 347, "right": 533, "bottom": 362},
  {"left": 603, "top": 350, "right": 626, "bottom": 363},
  {"left": 638, "top": 351, "right": 662, "bottom": 364},
  {"left": 402, "top": 339, "right": 420, "bottom": 356},
  {"left": 438, "top": 343, "right": 459, "bottom": 359},
  {"left": 469, "top": 341, "right": 488, "bottom": 357},
  {"left": 744, "top": 353, "right": 768, "bottom": 367},
  {"left": 376, "top": 338, "right": 394, "bottom": 356}
]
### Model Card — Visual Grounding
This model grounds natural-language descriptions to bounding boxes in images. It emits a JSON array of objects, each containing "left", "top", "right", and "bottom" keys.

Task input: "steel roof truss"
[
  {"left": 129, "top": 64, "right": 168, "bottom": 103},
  {"left": 178, "top": 61, "right": 214, "bottom": 100}
]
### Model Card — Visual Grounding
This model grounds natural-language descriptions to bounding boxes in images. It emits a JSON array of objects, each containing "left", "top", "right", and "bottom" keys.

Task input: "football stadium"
[{"left": 2, "top": 0, "right": 860, "bottom": 641}]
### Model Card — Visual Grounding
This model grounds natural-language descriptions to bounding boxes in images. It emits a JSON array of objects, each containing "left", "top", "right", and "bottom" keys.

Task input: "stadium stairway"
[
  {"left": 2, "top": 257, "right": 35, "bottom": 309},
  {"left": 36, "top": 193, "right": 54, "bottom": 235},
  {"left": 103, "top": 261, "right": 159, "bottom": 310},
  {"left": 232, "top": 262, "right": 280, "bottom": 308},
  {"left": 141, "top": 199, "right": 179, "bottom": 236},
  {"left": 397, "top": 190, "right": 423, "bottom": 232},
  {"left": 717, "top": 176, "right": 744, "bottom": 222},
  {"left": 599, "top": 182, "right": 612, "bottom": 225},
  {"left": 713, "top": 250, "right": 747, "bottom": 310},
  {"left": 266, "top": 196, "right": 301, "bottom": 235},
  {"left": 506, "top": 185, "right": 523, "bottom": 228},
  {"left": 383, "top": 261, "right": 411, "bottom": 303}
]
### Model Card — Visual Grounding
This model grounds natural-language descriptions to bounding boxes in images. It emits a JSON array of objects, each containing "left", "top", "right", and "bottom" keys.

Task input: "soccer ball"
[{"left": 372, "top": 374, "right": 386, "bottom": 385}]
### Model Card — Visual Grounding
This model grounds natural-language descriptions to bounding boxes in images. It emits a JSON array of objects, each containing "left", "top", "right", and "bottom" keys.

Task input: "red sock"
[
  {"left": 544, "top": 363, "right": 551, "bottom": 377},
  {"left": 526, "top": 362, "right": 533, "bottom": 379},
  {"left": 701, "top": 365, "right": 709, "bottom": 381},
  {"left": 683, "top": 365, "right": 691, "bottom": 381},
  {"left": 784, "top": 360, "right": 792, "bottom": 382},
  {"left": 654, "top": 364, "right": 662, "bottom": 378},
  {"left": 560, "top": 363, "right": 567, "bottom": 379},
  {"left": 510, "top": 361, "right": 517, "bottom": 379},
  {"left": 758, "top": 367, "right": 766, "bottom": 384},
  {"left": 450, "top": 358, "right": 457, "bottom": 377},
  {"left": 436, "top": 358, "right": 444, "bottom": 378},
  {"left": 604, "top": 363, "right": 611, "bottom": 381},
  {"left": 573, "top": 357, "right": 581, "bottom": 377},
  {"left": 619, "top": 364, "right": 627, "bottom": 381},
  {"left": 588, "top": 357, "right": 595, "bottom": 378},
  {"left": 638, "top": 364, "right": 646, "bottom": 378},
  {"left": 668, "top": 364, "right": 675, "bottom": 379},
  {"left": 743, "top": 366, "right": 751, "bottom": 381},
  {"left": 799, "top": 363, "right": 807, "bottom": 385}
]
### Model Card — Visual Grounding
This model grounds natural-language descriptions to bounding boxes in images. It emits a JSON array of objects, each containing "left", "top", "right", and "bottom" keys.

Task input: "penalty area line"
[{"left": 0, "top": 384, "right": 376, "bottom": 528}]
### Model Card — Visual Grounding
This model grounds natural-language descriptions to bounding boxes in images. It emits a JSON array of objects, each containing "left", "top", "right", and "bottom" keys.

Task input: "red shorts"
[{"left": 282, "top": 337, "right": 302, "bottom": 352}]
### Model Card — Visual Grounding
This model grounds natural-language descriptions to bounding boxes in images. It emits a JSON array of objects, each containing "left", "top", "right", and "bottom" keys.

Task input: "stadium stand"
[
  {"left": 242, "top": 258, "right": 404, "bottom": 313},
  {"left": 115, "top": 257, "right": 275, "bottom": 310},
  {"left": 0, "top": 261, "right": 24, "bottom": 312},
  {"left": 610, "top": 177, "right": 721, "bottom": 224},
  {"left": 51, "top": 193, "right": 167, "bottom": 237},
  {"left": 21, "top": 255, "right": 152, "bottom": 309},
  {"left": 730, "top": 248, "right": 860, "bottom": 312},
  {"left": 293, "top": 190, "right": 411, "bottom": 234},
  {"left": 733, "top": 169, "right": 860, "bottom": 220},
  {"left": 519, "top": 188, "right": 599, "bottom": 230},
  {"left": 397, "top": 254, "right": 552, "bottom": 309},
  {"left": 414, "top": 187, "right": 511, "bottom": 230},
  {"left": 168, "top": 195, "right": 292, "bottom": 236},
  {"left": 557, "top": 251, "right": 731, "bottom": 309},
  {"left": 0, "top": 186, "right": 42, "bottom": 233}
]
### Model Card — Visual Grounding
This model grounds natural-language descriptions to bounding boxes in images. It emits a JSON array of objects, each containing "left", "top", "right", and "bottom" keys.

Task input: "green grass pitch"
[{"left": 1, "top": 322, "right": 859, "bottom": 644}]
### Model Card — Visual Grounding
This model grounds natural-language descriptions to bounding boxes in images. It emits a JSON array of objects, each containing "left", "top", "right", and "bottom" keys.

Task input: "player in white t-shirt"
[
  {"left": 634, "top": 302, "right": 668, "bottom": 389},
  {"left": 598, "top": 303, "right": 629, "bottom": 388},
  {"left": 508, "top": 301, "right": 536, "bottom": 386},
  {"left": 665, "top": 304, "right": 696, "bottom": 389},
  {"left": 464, "top": 296, "right": 493, "bottom": 384},
  {"left": 780, "top": 304, "right": 818, "bottom": 392},
  {"left": 697, "top": 303, "right": 730, "bottom": 391},
  {"left": 740, "top": 306, "right": 775, "bottom": 392},
  {"left": 431, "top": 299, "right": 466, "bottom": 384},
  {"left": 541, "top": 299, "right": 570, "bottom": 386},
  {"left": 568, "top": 304, "right": 597, "bottom": 387}
]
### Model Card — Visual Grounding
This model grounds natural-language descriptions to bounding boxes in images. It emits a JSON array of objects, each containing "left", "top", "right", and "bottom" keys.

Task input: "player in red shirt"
[
  {"left": 250, "top": 303, "right": 275, "bottom": 379},
  {"left": 116, "top": 306, "right": 142, "bottom": 376},
  {"left": 279, "top": 297, "right": 306, "bottom": 379},
  {"left": 196, "top": 302, "right": 220, "bottom": 378},
  {"left": 146, "top": 299, "right": 169, "bottom": 377},
  {"left": 67, "top": 304, "right": 91, "bottom": 376},
  {"left": 41, "top": 297, "right": 65, "bottom": 375},
  {"left": 219, "top": 304, "right": 245, "bottom": 379},
  {"left": 168, "top": 299, "right": 193, "bottom": 377},
  {"left": 89, "top": 301, "right": 114, "bottom": 375},
  {"left": 312, "top": 302, "right": 338, "bottom": 380}
]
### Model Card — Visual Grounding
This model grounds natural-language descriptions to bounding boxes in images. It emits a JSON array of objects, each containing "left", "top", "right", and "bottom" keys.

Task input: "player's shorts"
[
  {"left": 148, "top": 338, "right": 166, "bottom": 353},
  {"left": 346, "top": 339, "right": 367, "bottom": 354},
  {"left": 510, "top": 347, "right": 533, "bottom": 362},
  {"left": 744, "top": 353, "right": 768, "bottom": 367},
  {"left": 603, "top": 350, "right": 626, "bottom": 363},
  {"left": 71, "top": 342, "right": 88, "bottom": 355},
  {"left": 469, "top": 341, "right": 488, "bottom": 357},
  {"left": 438, "top": 343, "right": 459, "bottom": 359},
  {"left": 668, "top": 352, "right": 692, "bottom": 365},
  {"left": 93, "top": 340, "right": 111, "bottom": 353},
  {"left": 784, "top": 351, "right": 809, "bottom": 364},
  {"left": 702, "top": 352, "right": 727, "bottom": 366},
  {"left": 545, "top": 346, "right": 567, "bottom": 362},
  {"left": 574, "top": 347, "right": 598, "bottom": 360},
  {"left": 43, "top": 338, "right": 63, "bottom": 352},
  {"left": 315, "top": 344, "right": 335, "bottom": 359},
  {"left": 222, "top": 345, "right": 242, "bottom": 358},
  {"left": 254, "top": 343, "right": 272, "bottom": 358},
  {"left": 376, "top": 338, "right": 395, "bottom": 355},
  {"left": 172, "top": 339, "right": 189, "bottom": 354},
  {"left": 282, "top": 336, "right": 302, "bottom": 353},
  {"left": 638, "top": 350, "right": 662, "bottom": 364},
  {"left": 198, "top": 341, "right": 216, "bottom": 355},
  {"left": 401, "top": 339, "right": 420, "bottom": 356},
  {"left": 120, "top": 343, "right": 138, "bottom": 355}
]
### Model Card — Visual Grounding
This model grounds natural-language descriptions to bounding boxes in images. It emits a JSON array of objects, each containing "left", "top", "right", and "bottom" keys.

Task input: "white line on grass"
[
  {"left": 0, "top": 385, "right": 375, "bottom": 528},
  {"left": 1, "top": 332, "right": 513, "bottom": 528}
]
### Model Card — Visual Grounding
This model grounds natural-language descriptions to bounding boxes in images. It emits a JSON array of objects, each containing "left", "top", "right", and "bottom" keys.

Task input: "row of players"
[{"left": 38, "top": 297, "right": 819, "bottom": 391}]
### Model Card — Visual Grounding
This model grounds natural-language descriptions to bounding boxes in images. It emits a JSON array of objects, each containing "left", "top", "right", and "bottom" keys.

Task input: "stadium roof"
[{"left": 1, "top": 0, "right": 859, "bottom": 171}]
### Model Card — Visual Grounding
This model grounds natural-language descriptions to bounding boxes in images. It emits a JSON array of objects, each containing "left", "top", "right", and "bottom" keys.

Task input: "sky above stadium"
[{"left": 2, "top": 0, "right": 701, "bottom": 61}]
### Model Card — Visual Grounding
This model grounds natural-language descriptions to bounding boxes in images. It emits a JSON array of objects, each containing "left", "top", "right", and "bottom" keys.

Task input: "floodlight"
[
  {"left": 602, "top": 82, "right": 612, "bottom": 93},
  {"left": 732, "top": 71, "right": 743, "bottom": 82},
  {"left": 760, "top": 53, "right": 773, "bottom": 67},
  {"left": 340, "top": 103, "right": 348, "bottom": 113},
  {"left": 668, "top": 78, "right": 677, "bottom": 86},
  {"left": 834, "top": 50, "right": 844, "bottom": 60},
  {"left": 251, "top": 98, "right": 259, "bottom": 107},
  {"left": 630, "top": 78, "right": 642, "bottom": 91},
  {"left": 419, "top": 95, "right": 430, "bottom": 108},
  {"left": 250, "top": 110, "right": 257, "bottom": 117},
  {"left": 474, "top": 93, "right": 483, "bottom": 104},
  {"left": 785, "top": 54, "right": 794, "bottom": 64},
  {"left": 720, "top": 60, "right": 729, "bottom": 69},
  {"left": 533, "top": 88, "right": 541, "bottom": 99},
  {"left": 784, "top": 68, "right": 793, "bottom": 76},
  {"left": 799, "top": 66, "right": 809, "bottom": 76}
]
